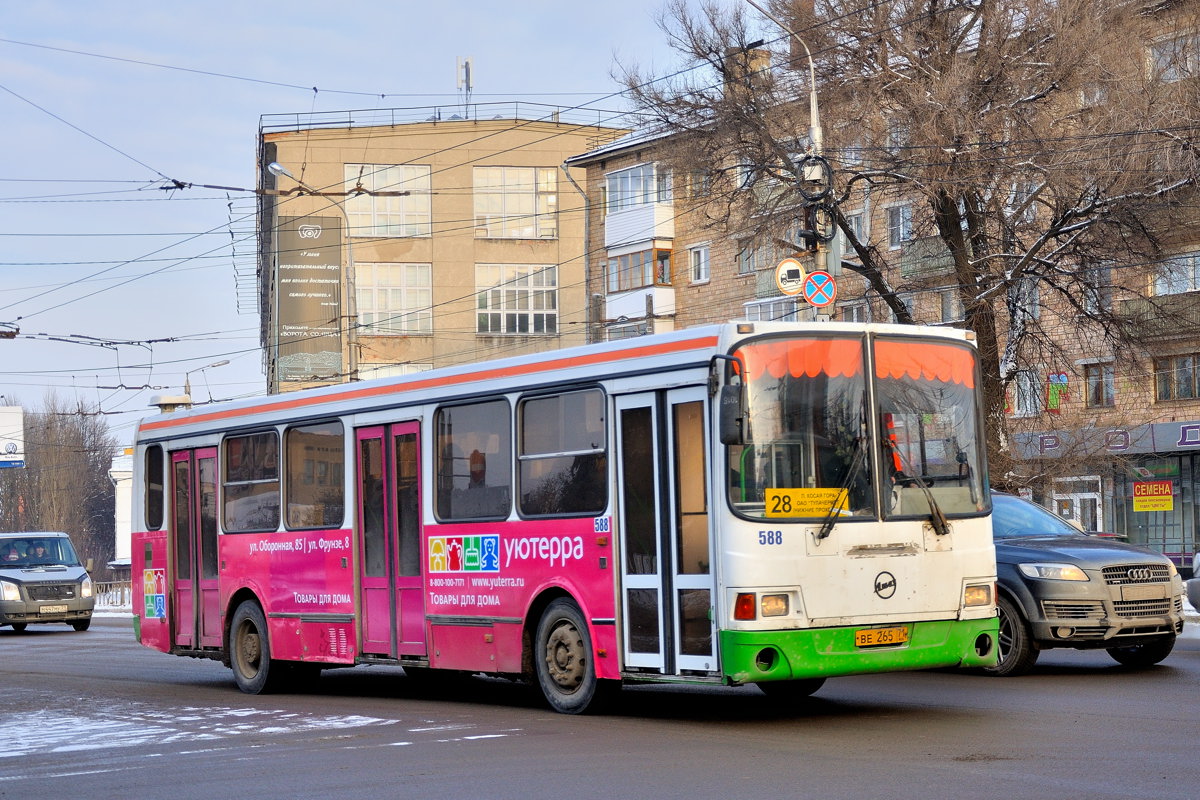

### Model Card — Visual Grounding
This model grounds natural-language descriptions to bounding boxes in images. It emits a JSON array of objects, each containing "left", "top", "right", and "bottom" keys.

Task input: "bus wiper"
[
  {"left": 884, "top": 438, "right": 950, "bottom": 536},
  {"left": 815, "top": 436, "right": 866, "bottom": 541}
]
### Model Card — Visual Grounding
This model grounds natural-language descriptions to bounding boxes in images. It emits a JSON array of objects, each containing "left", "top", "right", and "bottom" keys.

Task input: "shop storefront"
[{"left": 1016, "top": 421, "right": 1200, "bottom": 575}]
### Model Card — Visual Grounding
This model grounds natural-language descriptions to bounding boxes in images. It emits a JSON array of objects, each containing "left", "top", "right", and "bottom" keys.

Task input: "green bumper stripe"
[{"left": 721, "top": 618, "right": 999, "bottom": 684}]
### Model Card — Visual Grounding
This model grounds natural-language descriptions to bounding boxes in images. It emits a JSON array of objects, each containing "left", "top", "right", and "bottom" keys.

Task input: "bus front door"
[
  {"left": 615, "top": 388, "right": 716, "bottom": 675},
  {"left": 169, "top": 447, "right": 221, "bottom": 650},
  {"left": 356, "top": 424, "right": 426, "bottom": 658}
]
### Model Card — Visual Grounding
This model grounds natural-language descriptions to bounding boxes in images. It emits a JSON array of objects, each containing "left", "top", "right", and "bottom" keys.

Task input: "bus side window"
[
  {"left": 517, "top": 389, "right": 607, "bottom": 517},
  {"left": 435, "top": 400, "right": 511, "bottom": 521},
  {"left": 145, "top": 444, "right": 164, "bottom": 530},
  {"left": 223, "top": 431, "right": 281, "bottom": 532},
  {"left": 284, "top": 421, "right": 345, "bottom": 529}
]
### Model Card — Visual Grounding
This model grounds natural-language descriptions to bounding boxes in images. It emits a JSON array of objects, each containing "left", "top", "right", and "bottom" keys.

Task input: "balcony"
[
  {"left": 604, "top": 203, "right": 674, "bottom": 248},
  {"left": 900, "top": 235, "right": 959, "bottom": 278},
  {"left": 1117, "top": 292, "right": 1200, "bottom": 339},
  {"left": 606, "top": 286, "right": 676, "bottom": 322}
]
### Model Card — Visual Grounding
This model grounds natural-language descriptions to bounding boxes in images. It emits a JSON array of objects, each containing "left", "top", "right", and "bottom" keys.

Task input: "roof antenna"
[{"left": 457, "top": 57, "right": 473, "bottom": 116}]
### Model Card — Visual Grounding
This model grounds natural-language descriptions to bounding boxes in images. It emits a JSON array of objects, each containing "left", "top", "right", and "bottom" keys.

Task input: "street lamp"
[
  {"left": 267, "top": 161, "right": 360, "bottom": 382},
  {"left": 183, "top": 359, "right": 230, "bottom": 403},
  {"left": 743, "top": 0, "right": 830, "bottom": 276}
]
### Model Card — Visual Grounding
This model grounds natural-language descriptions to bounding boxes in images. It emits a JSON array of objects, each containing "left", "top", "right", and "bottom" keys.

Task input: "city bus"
[{"left": 130, "top": 321, "right": 998, "bottom": 713}]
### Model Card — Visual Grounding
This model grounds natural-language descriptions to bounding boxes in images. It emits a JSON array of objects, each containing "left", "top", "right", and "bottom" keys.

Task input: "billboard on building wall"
[
  {"left": 0, "top": 406, "right": 25, "bottom": 469},
  {"left": 276, "top": 215, "right": 343, "bottom": 382}
]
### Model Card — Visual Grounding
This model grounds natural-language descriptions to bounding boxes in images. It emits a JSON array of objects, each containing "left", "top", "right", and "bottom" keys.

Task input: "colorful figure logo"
[
  {"left": 428, "top": 534, "right": 500, "bottom": 573},
  {"left": 143, "top": 568, "right": 166, "bottom": 618}
]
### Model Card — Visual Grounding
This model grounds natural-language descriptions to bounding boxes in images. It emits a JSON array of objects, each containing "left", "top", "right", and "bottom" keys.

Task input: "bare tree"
[
  {"left": 622, "top": 0, "right": 1200, "bottom": 477},
  {"left": 0, "top": 394, "right": 118, "bottom": 572}
]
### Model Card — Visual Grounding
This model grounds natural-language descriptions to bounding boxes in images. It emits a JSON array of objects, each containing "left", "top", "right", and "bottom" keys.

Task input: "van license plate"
[
  {"left": 855, "top": 626, "right": 909, "bottom": 647},
  {"left": 39, "top": 604, "right": 69, "bottom": 614}
]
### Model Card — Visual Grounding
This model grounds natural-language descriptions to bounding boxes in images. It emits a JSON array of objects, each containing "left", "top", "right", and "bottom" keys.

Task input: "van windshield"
[{"left": 0, "top": 537, "right": 80, "bottom": 568}]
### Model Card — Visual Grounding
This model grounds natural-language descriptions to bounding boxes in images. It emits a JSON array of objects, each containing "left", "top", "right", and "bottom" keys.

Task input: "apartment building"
[{"left": 256, "top": 104, "right": 625, "bottom": 393}]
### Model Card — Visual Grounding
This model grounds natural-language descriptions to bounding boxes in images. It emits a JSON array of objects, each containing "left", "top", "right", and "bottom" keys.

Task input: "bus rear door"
[
  {"left": 356, "top": 423, "right": 426, "bottom": 658},
  {"left": 615, "top": 387, "right": 716, "bottom": 675},
  {"left": 169, "top": 447, "right": 221, "bottom": 649}
]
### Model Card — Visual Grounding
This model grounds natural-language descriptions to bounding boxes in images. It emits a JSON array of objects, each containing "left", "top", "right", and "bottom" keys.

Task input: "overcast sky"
[{"left": 0, "top": 1, "right": 720, "bottom": 444}]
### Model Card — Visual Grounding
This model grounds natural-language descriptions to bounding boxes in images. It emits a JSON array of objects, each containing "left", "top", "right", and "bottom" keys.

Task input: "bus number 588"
[{"left": 758, "top": 530, "right": 783, "bottom": 545}]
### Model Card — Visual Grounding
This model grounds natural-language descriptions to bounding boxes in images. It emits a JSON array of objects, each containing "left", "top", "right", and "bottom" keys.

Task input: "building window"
[
  {"left": 844, "top": 210, "right": 865, "bottom": 243},
  {"left": 1153, "top": 252, "right": 1200, "bottom": 296},
  {"left": 841, "top": 301, "right": 869, "bottom": 323},
  {"left": 356, "top": 263, "right": 432, "bottom": 335},
  {"left": 736, "top": 240, "right": 759, "bottom": 275},
  {"left": 887, "top": 205, "right": 912, "bottom": 249},
  {"left": 1084, "top": 363, "right": 1115, "bottom": 408},
  {"left": 1150, "top": 33, "right": 1200, "bottom": 82},
  {"left": 689, "top": 244, "right": 711, "bottom": 284},
  {"left": 940, "top": 288, "right": 965, "bottom": 322},
  {"left": 605, "top": 163, "right": 670, "bottom": 213},
  {"left": 1010, "top": 370, "right": 1041, "bottom": 417},
  {"left": 891, "top": 292, "right": 915, "bottom": 323},
  {"left": 743, "top": 297, "right": 798, "bottom": 322},
  {"left": 607, "top": 320, "right": 651, "bottom": 340},
  {"left": 344, "top": 164, "right": 431, "bottom": 238},
  {"left": 473, "top": 166, "right": 558, "bottom": 239},
  {"left": 1083, "top": 264, "right": 1113, "bottom": 314},
  {"left": 607, "top": 249, "right": 671, "bottom": 293},
  {"left": 1155, "top": 354, "right": 1199, "bottom": 401},
  {"left": 1016, "top": 277, "right": 1040, "bottom": 321},
  {"left": 476, "top": 264, "right": 558, "bottom": 335}
]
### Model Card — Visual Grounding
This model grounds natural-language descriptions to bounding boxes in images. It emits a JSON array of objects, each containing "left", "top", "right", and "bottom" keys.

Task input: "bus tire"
[
  {"left": 229, "top": 600, "right": 282, "bottom": 694},
  {"left": 535, "top": 598, "right": 606, "bottom": 714},
  {"left": 10, "top": 623, "right": 27, "bottom": 633},
  {"left": 757, "top": 678, "right": 826, "bottom": 701},
  {"left": 71, "top": 619, "right": 91, "bottom": 632},
  {"left": 984, "top": 595, "right": 1038, "bottom": 677}
]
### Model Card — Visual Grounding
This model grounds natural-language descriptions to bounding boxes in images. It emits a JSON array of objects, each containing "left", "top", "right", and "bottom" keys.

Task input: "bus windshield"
[{"left": 728, "top": 334, "right": 987, "bottom": 520}]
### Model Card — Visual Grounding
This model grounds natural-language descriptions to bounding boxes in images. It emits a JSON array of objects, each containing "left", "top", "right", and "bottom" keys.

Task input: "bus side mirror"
[
  {"left": 85, "top": 558, "right": 95, "bottom": 573},
  {"left": 719, "top": 384, "right": 744, "bottom": 445}
]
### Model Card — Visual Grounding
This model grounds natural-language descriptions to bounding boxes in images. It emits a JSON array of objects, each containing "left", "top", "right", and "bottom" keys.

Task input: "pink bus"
[{"left": 131, "top": 322, "right": 998, "bottom": 713}]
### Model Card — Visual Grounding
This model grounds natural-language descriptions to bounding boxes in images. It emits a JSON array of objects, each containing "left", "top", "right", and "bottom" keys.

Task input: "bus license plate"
[
  {"left": 39, "top": 604, "right": 69, "bottom": 615},
  {"left": 855, "top": 627, "right": 909, "bottom": 647}
]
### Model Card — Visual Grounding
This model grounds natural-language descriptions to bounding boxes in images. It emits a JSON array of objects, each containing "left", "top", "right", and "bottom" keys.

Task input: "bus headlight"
[
  {"left": 0, "top": 580, "right": 20, "bottom": 602},
  {"left": 760, "top": 594, "right": 789, "bottom": 617},
  {"left": 81, "top": 577, "right": 93, "bottom": 598},
  {"left": 962, "top": 583, "right": 992, "bottom": 607}
]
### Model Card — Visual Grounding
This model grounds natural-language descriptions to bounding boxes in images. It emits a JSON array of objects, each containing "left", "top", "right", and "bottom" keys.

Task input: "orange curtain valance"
[
  {"left": 735, "top": 339, "right": 864, "bottom": 381},
  {"left": 873, "top": 340, "right": 976, "bottom": 389}
]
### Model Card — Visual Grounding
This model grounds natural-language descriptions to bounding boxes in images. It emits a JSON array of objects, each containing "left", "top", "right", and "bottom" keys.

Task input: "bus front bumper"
[{"left": 721, "top": 617, "right": 999, "bottom": 685}]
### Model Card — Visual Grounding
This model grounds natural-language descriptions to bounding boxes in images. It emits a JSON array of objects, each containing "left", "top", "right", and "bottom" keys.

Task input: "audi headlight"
[
  {"left": 81, "top": 576, "right": 93, "bottom": 598},
  {"left": 1018, "top": 563, "right": 1089, "bottom": 581},
  {"left": 0, "top": 580, "right": 19, "bottom": 602}
]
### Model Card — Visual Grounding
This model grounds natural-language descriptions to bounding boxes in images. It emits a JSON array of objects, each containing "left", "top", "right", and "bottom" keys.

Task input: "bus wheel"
[
  {"left": 10, "top": 623, "right": 27, "bottom": 633},
  {"left": 535, "top": 599, "right": 604, "bottom": 714},
  {"left": 984, "top": 596, "right": 1038, "bottom": 677},
  {"left": 757, "top": 678, "right": 825, "bottom": 701},
  {"left": 230, "top": 600, "right": 280, "bottom": 694},
  {"left": 71, "top": 619, "right": 91, "bottom": 632}
]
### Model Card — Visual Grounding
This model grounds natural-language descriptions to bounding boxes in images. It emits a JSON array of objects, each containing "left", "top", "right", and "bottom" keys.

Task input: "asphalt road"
[{"left": 2, "top": 616, "right": 1197, "bottom": 800}]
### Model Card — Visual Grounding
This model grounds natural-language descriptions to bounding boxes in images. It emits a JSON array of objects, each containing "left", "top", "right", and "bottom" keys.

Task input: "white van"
[{"left": 0, "top": 531, "right": 95, "bottom": 632}]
